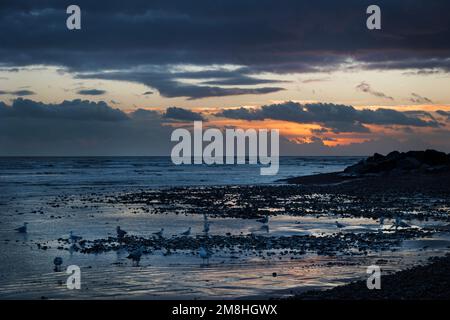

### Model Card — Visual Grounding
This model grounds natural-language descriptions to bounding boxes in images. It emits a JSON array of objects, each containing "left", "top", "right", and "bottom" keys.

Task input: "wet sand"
[
  {"left": 293, "top": 254, "right": 450, "bottom": 300},
  {"left": 282, "top": 170, "right": 450, "bottom": 299},
  {"left": 284, "top": 170, "right": 450, "bottom": 197}
]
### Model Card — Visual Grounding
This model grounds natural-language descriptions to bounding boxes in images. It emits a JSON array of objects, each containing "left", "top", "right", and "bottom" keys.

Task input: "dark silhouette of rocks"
[
  {"left": 284, "top": 150, "right": 450, "bottom": 194},
  {"left": 344, "top": 150, "right": 450, "bottom": 176}
]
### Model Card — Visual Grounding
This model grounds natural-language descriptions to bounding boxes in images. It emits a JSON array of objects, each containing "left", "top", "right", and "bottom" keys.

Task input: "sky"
[{"left": 1, "top": 0, "right": 450, "bottom": 156}]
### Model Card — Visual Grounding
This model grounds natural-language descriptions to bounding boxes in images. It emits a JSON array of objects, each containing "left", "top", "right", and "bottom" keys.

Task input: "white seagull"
[
  {"left": 181, "top": 227, "right": 191, "bottom": 236},
  {"left": 378, "top": 217, "right": 385, "bottom": 232},
  {"left": 69, "top": 231, "right": 82, "bottom": 243},
  {"left": 392, "top": 217, "right": 410, "bottom": 230},
  {"left": 335, "top": 221, "right": 346, "bottom": 229},
  {"left": 256, "top": 215, "right": 269, "bottom": 224},
  {"left": 127, "top": 247, "right": 143, "bottom": 267},
  {"left": 116, "top": 226, "right": 127, "bottom": 239},
  {"left": 15, "top": 222, "right": 28, "bottom": 233},
  {"left": 199, "top": 246, "right": 212, "bottom": 265},
  {"left": 53, "top": 256, "right": 63, "bottom": 272},
  {"left": 203, "top": 221, "right": 210, "bottom": 233}
]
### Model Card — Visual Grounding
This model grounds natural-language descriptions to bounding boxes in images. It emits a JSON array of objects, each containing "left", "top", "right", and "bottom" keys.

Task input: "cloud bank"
[
  {"left": 216, "top": 101, "right": 439, "bottom": 133},
  {"left": 1, "top": 1, "right": 449, "bottom": 98},
  {"left": 1, "top": 99, "right": 448, "bottom": 156}
]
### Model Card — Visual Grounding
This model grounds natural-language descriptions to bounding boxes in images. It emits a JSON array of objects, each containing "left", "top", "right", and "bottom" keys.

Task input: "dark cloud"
[
  {"left": 311, "top": 127, "right": 331, "bottom": 135},
  {"left": 326, "top": 121, "right": 370, "bottom": 134},
  {"left": 403, "top": 70, "right": 444, "bottom": 76},
  {"left": 77, "top": 89, "right": 107, "bottom": 96},
  {"left": 0, "top": 99, "right": 172, "bottom": 156},
  {"left": 129, "top": 108, "right": 161, "bottom": 120},
  {"left": 359, "top": 56, "right": 450, "bottom": 73},
  {"left": 216, "top": 101, "right": 439, "bottom": 133},
  {"left": 409, "top": 93, "right": 433, "bottom": 104},
  {"left": 0, "top": 89, "right": 35, "bottom": 96},
  {"left": 0, "top": 0, "right": 449, "bottom": 86},
  {"left": 0, "top": 98, "right": 128, "bottom": 121},
  {"left": 0, "top": 98, "right": 449, "bottom": 156},
  {"left": 77, "top": 69, "right": 285, "bottom": 99},
  {"left": 0, "top": 99, "right": 206, "bottom": 156},
  {"left": 164, "top": 106, "right": 204, "bottom": 121},
  {"left": 202, "top": 76, "right": 288, "bottom": 86},
  {"left": 279, "top": 134, "right": 450, "bottom": 156},
  {"left": 437, "top": 110, "right": 450, "bottom": 120},
  {"left": 356, "top": 82, "right": 394, "bottom": 101},
  {"left": 301, "top": 78, "right": 330, "bottom": 84},
  {"left": 404, "top": 110, "right": 437, "bottom": 122},
  {"left": 161, "top": 84, "right": 284, "bottom": 100}
]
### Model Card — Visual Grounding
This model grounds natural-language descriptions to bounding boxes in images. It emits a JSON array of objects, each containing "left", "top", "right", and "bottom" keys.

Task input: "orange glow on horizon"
[{"left": 124, "top": 106, "right": 449, "bottom": 148}]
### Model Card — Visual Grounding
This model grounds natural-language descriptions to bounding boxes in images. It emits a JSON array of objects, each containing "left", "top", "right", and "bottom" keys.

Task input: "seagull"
[
  {"left": 202, "top": 221, "right": 210, "bottom": 233},
  {"left": 378, "top": 217, "right": 385, "bottom": 232},
  {"left": 15, "top": 222, "right": 28, "bottom": 233},
  {"left": 116, "top": 226, "right": 127, "bottom": 239},
  {"left": 163, "top": 247, "right": 172, "bottom": 256},
  {"left": 256, "top": 215, "right": 269, "bottom": 224},
  {"left": 335, "top": 221, "right": 346, "bottom": 229},
  {"left": 153, "top": 228, "right": 164, "bottom": 237},
  {"left": 392, "top": 217, "right": 410, "bottom": 230},
  {"left": 199, "top": 246, "right": 211, "bottom": 265},
  {"left": 53, "top": 257, "right": 63, "bottom": 272},
  {"left": 69, "top": 243, "right": 80, "bottom": 255},
  {"left": 181, "top": 227, "right": 191, "bottom": 236},
  {"left": 127, "top": 247, "right": 143, "bottom": 267},
  {"left": 69, "top": 231, "right": 82, "bottom": 243}
]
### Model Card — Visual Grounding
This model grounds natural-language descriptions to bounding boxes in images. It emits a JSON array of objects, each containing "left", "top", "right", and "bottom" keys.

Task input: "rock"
[
  {"left": 344, "top": 150, "right": 450, "bottom": 176},
  {"left": 396, "top": 157, "right": 421, "bottom": 170}
]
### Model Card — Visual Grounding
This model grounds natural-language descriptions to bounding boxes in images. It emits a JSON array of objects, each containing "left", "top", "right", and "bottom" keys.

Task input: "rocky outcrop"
[{"left": 344, "top": 150, "right": 450, "bottom": 176}]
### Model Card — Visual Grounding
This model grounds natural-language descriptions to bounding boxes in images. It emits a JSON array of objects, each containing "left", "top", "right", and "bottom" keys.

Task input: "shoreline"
[{"left": 3, "top": 153, "right": 450, "bottom": 299}]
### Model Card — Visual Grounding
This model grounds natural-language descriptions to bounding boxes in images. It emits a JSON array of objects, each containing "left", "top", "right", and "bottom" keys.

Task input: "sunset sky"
[{"left": 1, "top": 0, "right": 450, "bottom": 156}]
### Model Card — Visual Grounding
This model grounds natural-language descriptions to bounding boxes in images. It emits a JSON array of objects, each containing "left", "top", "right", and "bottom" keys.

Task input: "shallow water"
[{"left": 1, "top": 157, "right": 449, "bottom": 299}]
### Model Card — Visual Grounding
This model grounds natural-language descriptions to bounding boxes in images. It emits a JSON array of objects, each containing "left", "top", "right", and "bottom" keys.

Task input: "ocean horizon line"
[{"left": 0, "top": 155, "right": 368, "bottom": 158}]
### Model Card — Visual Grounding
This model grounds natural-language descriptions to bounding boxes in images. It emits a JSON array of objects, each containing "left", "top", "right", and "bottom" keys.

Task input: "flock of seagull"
[
  {"left": 335, "top": 216, "right": 410, "bottom": 231},
  {"left": 122, "top": 215, "right": 213, "bottom": 266},
  {"left": 15, "top": 214, "right": 411, "bottom": 270}
]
